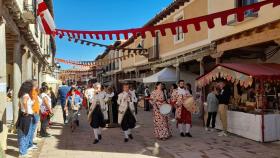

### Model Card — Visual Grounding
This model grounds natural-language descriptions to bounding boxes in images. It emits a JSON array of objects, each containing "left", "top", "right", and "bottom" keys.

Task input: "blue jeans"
[
  {"left": 18, "top": 124, "right": 32, "bottom": 156},
  {"left": 28, "top": 114, "right": 40, "bottom": 148},
  {"left": 61, "top": 99, "right": 67, "bottom": 122}
]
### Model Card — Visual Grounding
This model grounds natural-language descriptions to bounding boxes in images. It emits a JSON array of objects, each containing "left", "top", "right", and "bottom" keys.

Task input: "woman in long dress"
[{"left": 150, "top": 82, "right": 172, "bottom": 140}]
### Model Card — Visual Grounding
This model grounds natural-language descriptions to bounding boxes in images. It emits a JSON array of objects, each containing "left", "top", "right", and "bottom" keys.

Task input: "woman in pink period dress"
[{"left": 150, "top": 82, "right": 172, "bottom": 141}]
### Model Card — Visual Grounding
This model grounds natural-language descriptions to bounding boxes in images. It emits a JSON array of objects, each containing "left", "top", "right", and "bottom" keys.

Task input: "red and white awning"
[{"left": 37, "top": 0, "right": 56, "bottom": 35}]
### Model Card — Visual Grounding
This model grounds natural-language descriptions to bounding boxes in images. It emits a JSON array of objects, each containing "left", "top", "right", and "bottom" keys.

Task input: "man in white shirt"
[{"left": 129, "top": 86, "right": 138, "bottom": 115}]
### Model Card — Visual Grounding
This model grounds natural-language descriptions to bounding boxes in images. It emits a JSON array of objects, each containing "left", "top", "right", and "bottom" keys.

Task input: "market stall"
[
  {"left": 143, "top": 67, "right": 177, "bottom": 83},
  {"left": 196, "top": 63, "right": 280, "bottom": 142}
]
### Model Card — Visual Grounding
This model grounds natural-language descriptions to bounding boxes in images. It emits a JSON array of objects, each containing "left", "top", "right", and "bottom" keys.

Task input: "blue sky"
[{"left": 54, "top": 0, "right": 173, "bottom": 69}]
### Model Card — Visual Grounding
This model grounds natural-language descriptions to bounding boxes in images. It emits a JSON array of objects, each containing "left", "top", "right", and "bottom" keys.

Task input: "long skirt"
[
  {"left": 121, "top": 109, "right": 136, "bottom": 131},
  {"left": 90, "top": 105, "right": 105, "bottom": 128},
  {"left": 153, "top": 104, "right": 172, "bottom": 139},
  {"left": 177, "top": 107, "right": 192, "bottom": 124}
]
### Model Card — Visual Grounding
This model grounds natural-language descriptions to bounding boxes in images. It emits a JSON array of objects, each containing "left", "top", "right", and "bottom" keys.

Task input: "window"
[
  {"left": 174, "top": 16, "right": 184, "bottom": 43},
  {"left": 236, "top": 0, "right": 258, "bottom": 16}
]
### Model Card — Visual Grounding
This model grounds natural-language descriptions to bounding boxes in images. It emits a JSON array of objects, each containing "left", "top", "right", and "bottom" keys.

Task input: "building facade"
[
  {"left": 95, "top": 0, "right": 280, "bottom": 94},
  {"left": 0, "top": 0, "right": 56, "bottom": 150}
]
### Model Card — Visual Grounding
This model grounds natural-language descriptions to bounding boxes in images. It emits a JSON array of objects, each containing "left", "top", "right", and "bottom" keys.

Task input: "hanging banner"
[
  {"left": 55, "top": 0, "right": 280, "bottom": 40},
  {"left": 37, "top": 0, "right": 56, "bottom": 35}
]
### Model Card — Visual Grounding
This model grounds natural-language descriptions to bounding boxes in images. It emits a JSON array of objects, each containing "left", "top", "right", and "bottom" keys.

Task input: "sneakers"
[
  {"left": 218, "top": 131, "right": 228, "bottom": 137},
  {"left": 28, "top": 145, "right": 38, "bottom": 151},
  {"left": 98, "top": 135, "right": 102, "bottom": 140},
  {"left": 64, "top": 120, "right": 69, "bottom": 124},
  {"left": 210, "top": 128, "right": 216, "bottom": 132},
  {"left": 205, "top": 127, "right": 210, "bottom": 131}
]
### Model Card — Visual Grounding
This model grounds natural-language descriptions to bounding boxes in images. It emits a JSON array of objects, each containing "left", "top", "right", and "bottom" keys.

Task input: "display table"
[{"left": 215, "top": 110, "right": 280, "bottom": 142}]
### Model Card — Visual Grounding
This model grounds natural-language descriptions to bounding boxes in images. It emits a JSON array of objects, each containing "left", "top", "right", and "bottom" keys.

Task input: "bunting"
[
  {"left": 66, "top": 37, "right": 148, "bottom": 53},
  {"left": 55, "top": 0, "right": 280, "bottom": 40}
]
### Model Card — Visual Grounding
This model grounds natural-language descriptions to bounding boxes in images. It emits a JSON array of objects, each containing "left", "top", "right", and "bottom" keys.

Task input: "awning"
[
  {"left": 143, "top": 67, "right": 176, "bottom": 83},
  {"left": 196, "top": 63, "right": 280, "bottom": 88}
]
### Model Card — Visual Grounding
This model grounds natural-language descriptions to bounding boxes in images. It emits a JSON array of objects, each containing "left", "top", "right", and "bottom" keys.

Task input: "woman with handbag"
[
  {"left": 64, "top": 87, "right": 82, "bottom": 132},
  {"left": 40, "top": 85, "right": 53, "bottom": 138},
  {"left": 16, "top": 81, "right": 34, "bottom": 157},
  {"left": 89, "top": 83, "right": 106, "bottom": 144}
]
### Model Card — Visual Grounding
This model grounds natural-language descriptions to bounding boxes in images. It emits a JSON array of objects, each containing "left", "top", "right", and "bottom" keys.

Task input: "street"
[{"left": 5, "top": 106, "right": 280, "bottom": 158}]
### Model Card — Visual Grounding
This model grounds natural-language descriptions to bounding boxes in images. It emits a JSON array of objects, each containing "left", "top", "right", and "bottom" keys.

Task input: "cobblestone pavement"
[{"left": 6, "top": 106, "right": 280, "bottom": 158}]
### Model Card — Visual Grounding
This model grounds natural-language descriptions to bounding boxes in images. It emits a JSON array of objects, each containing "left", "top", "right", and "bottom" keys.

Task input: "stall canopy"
[
  {"left": 196, "top": 63, "right": 280, "bottom": 88},
  {"left": 143, "top": 67, "right": 176, "bottom": 83}
]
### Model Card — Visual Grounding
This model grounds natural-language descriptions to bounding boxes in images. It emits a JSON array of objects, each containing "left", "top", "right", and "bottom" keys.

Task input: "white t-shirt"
[
  {"left": 86, "top": 88, "right": 95, "bottom": 100},
  {"left": 40, "top": 93, "right": 52, "bottom": 113},
  {"left": 20, "top": 94, "right": 34, "bottom": 114}
]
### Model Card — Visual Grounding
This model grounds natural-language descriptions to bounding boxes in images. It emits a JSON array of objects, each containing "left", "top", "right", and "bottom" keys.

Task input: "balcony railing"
[
  {"left": 22, "top": 1, "right": 35, "bottom": 24},
  {"left": 147, "top": 45, "right": 159, "bottom": 61}
]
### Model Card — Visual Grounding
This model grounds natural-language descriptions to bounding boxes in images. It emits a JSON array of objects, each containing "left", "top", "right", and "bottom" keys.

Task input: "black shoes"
[
  {"left": 124, "top": 138, "right": 129, "bottom": 142},
  {"left": 180, "top": 133, "right": 186, "bottom": 137},
  {"left": 93, "top": 139, "right": 99, "bottom": 144},
  {"left": 185, "top": 133, "right": 192, "bottom": 137},
  {"left": 98, "top": 135, "right": 102, "bottom": 140},
  {"left": 76, "top": 120, "right": 79, "bottom": 127},
  {"left": 128, "top": 134, "right": 133, "bottom": 140},
  {"left": 180, "top": 133, "right": 192, "bottom": 137}
]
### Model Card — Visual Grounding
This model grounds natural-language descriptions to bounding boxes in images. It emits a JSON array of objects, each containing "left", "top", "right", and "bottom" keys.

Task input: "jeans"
[
  {"left": 40, "top": 118, "right": 49, "bottom": 136},
  {"left": 218, "top": 104, "right": 228, "bottom": 131},
  {"left": 18, "top": 124, "right": 32, "bottom": 156},
  {"left": 206, "top": 112, "right": 217, "bottom": 128},
  {"left": 28, "top": 114, "right": 40, "bottom": 148},
  {"left": 61, "top": 100, "right": 67, "bottom": 122}
]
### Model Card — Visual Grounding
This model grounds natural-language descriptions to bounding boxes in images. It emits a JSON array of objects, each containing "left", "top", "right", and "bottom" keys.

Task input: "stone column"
[
  {"left": 173, "top": 63, "right": 180, "bottom": 82},
  {"left": 0, "top": 16, "right": 8, "bottom": 150},
  {"left": 12, "top": 39, "right": 22, "bottom": 126},
  {"left": 197, "top": 58, "right": 205, "bottom": 75},
  {"left": 21, "top": 47, "right": 30, "bottom": 81},
  {"left": 26, "top": 51, "right": 32, "bottom": 80}
]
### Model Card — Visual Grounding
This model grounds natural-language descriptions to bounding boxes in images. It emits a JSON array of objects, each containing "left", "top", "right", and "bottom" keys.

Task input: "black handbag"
[{"left": 0, "top": 120, "right": 3, "bottom": 133}]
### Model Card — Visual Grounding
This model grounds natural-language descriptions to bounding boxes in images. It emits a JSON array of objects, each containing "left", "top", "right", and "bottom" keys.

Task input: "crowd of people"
[
  {"left": 14, "top": 78, "right": 231, "bottom": 157},
  {"left": 16, "top": 80, "right": 56, "bottom": 158}
]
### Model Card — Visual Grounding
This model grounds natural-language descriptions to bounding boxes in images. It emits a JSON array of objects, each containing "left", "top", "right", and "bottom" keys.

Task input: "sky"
[{"left": 54, "top": 0, "right": 173, "bottom": 69}]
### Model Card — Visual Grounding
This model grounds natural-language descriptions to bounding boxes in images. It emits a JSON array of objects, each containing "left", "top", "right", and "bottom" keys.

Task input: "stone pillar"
[
  {"left": 38, "top": 63, "right": 42, "bottom": 85},
  {"left": 12, "top": 40, "right": 22, "bottom": 126},
  {"left": 173, "top": 63, "right": 180, "bottom": 82},
  {"left": 26, "top": 51, "right": 32, "bottom": 80},
  {"left": 21, "top": 47, "right": 30, "bottom": 81},
  {"left": 0, "top": 16, "right": 8, "bottom": 150},
  {"left": 197, "top": 58, "right": 205, "bottom": 75}
]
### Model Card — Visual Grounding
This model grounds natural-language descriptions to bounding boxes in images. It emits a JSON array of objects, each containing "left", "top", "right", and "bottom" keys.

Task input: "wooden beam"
[{"left": 217, "top": 27, "right": 280, "bottom": 52}]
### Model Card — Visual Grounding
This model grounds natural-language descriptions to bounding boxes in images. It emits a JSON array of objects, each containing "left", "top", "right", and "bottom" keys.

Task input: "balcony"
[
  {"left": 147, "top": 45, "right": 159, "bottom": 62},
  {"left": 22, "top": 2, "right": 35, "bottom": 24}
]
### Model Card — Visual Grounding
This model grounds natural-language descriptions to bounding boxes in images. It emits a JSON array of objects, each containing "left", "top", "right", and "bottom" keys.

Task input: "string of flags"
[
  {"left": 54, "top": 0, "right": 280, "bottom": 40},
  {"left": 66, "top": 37, "right": 148, "bottom": 53}
]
